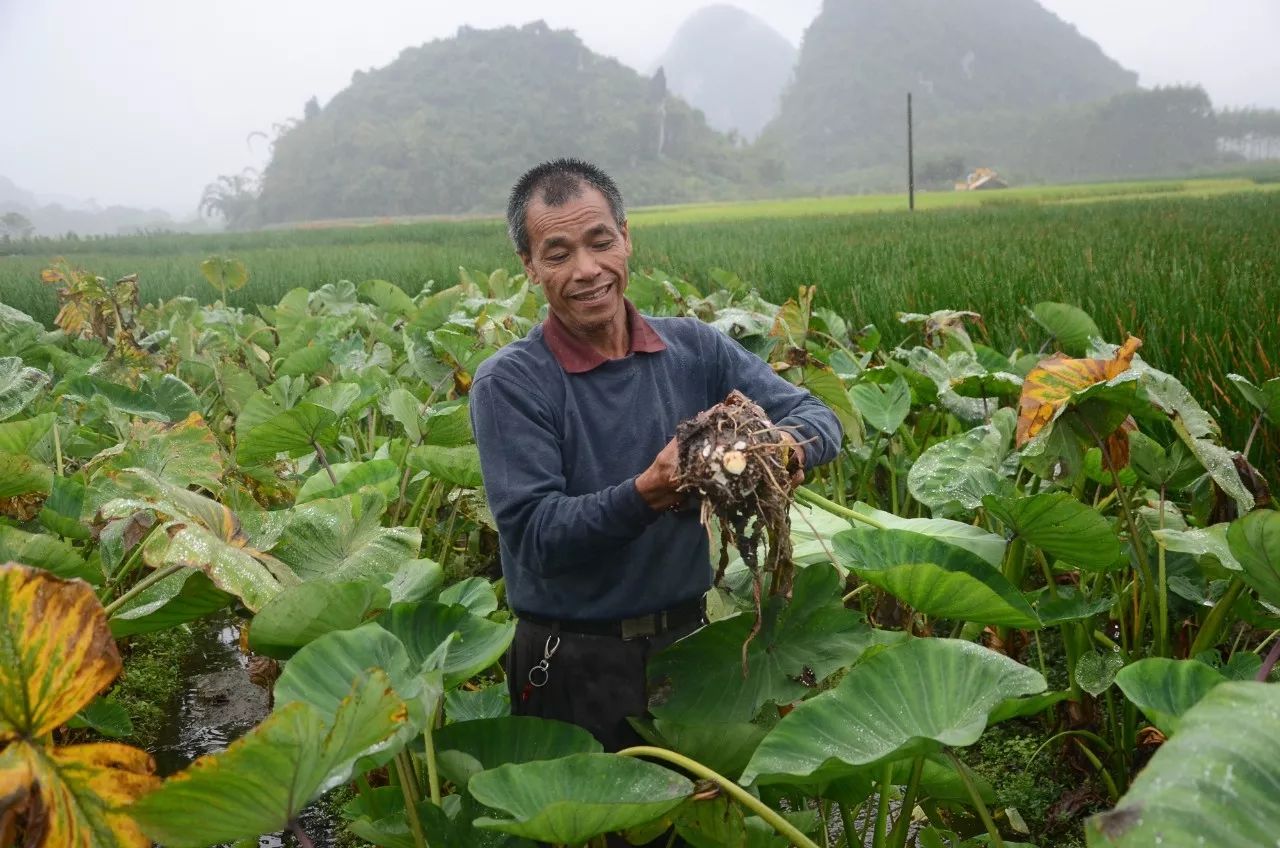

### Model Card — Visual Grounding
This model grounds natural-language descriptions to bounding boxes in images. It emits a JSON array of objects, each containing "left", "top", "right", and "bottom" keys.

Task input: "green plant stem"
[
  {"left": 842, "top": 583, "right": 873, "bottom": 605},
  {"left": 312, "top": 440, "right": 339, "bottom": 486},
  {"left": 852, "top": 431, "right": 884, "bottom": 503},
  {"left": 423, "top": 705, "right": 442, "bottom": 806},
  {"left": 1092, "top": 630, "right": 1123, "bottom": 653},
  {"left": 1256, "top": 637, "right": 1280, "bottom": 682},
  {"left": 1074, "top": 739, "right": 1121, "bottom": 803},
  {"left": 871, "top": 760, "right": 892, "bottom": 848},
  {"left": 102, "top": 562, "right": 185, "bottom": 617},
  {"left": 839, "top": 802, "right": 858, "bottom": 848},
  {"left": 888, "top": 757, "right": 924, "bottom": 848},
  {"left": 795, "top": 486, "right": 886, "bottom": 529},
  {"left": 616, "top": 747, "right": 821, "bottom": 848},
  {"left": 405, "top": 476, "right": 434, "bottom": 530},
  {"left": 1034, "top": 550, "right": 1058, "bottom": 598},
  {"left": 394, "top": 751, "right": 428, "bottom": 848},
  {"left": 1155, "top": 486, "right": 1169, "bottom": 657},
  {"left": 52, "top": 417, "right": 63, "bottom": 476},
  {"left": 1189, "top": 577, "right": 1247, "bottom": 657},
  {"left": 945, "top": 751, "right": 1003, "bottom": 848}
]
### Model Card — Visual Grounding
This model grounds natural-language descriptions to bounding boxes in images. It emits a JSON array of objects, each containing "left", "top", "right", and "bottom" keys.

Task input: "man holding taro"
[{"left": 470, "top": 158, "right": 843, "bottom": 755}]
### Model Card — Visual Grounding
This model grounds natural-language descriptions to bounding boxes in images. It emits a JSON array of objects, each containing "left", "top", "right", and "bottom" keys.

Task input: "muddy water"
[{"left": 151, "top": 614, "right": 341, "bottom": 847}]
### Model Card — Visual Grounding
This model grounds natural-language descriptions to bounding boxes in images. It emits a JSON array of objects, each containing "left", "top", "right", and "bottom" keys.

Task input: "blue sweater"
[{"left": 469, "top": 311, "right": 843, "bottom": 620}]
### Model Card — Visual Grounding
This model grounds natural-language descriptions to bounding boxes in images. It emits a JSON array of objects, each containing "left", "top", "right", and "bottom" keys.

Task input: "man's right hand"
[{"left": 635, "top": 436, "right": 683, "bottom": 512}]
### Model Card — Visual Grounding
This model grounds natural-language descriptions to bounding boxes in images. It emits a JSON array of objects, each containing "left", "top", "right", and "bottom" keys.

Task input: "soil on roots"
[{"left": 675, "top": 391, "right": 799, "bottom": 667}]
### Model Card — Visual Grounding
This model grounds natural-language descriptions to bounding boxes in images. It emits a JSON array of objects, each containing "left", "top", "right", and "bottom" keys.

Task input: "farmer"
[{"left": 470, "top": 158, "right": 843, "bottom": 752}]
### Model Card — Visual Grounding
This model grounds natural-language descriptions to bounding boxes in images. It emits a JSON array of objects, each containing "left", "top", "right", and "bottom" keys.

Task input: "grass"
[
  {"left": 110, "top": 625, "right": 197, "bottom": 750},
  {"left": 2, "top": 183, "right": 1277, "bottom": 469}
]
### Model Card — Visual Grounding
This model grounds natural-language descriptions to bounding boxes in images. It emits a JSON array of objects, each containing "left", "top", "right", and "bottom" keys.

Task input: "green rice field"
[{"left": 3, "top": 179, "right": 1278, "bottom": 469}]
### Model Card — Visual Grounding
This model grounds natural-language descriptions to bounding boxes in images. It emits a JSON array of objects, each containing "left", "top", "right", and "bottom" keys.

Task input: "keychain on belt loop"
[{"left": 521, "top": 633, "right": 561, "bottom": 701}]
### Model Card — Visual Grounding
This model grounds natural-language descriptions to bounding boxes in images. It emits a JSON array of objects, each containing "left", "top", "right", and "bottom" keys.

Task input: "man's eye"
[
  {"left": 546, "top": 254, "right": 568, "bottom": 263},
  {"left": 593, "top": 241, "right": 613, "bottom": 250}
]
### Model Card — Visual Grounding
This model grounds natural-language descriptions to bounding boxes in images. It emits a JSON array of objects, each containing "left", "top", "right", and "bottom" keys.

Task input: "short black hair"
[{"left": 507, "top": 158, "right": 627, "bottom": 256}]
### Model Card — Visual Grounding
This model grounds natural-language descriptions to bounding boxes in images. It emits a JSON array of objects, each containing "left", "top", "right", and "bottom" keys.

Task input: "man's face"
[{"left": 520, "top": 185, "right": 632, "bottom": 337}]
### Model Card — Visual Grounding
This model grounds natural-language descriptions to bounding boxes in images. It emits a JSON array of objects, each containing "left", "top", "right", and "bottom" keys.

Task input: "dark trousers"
[{"left": 506, "top": 616, "right": 703, "bottom": 846}]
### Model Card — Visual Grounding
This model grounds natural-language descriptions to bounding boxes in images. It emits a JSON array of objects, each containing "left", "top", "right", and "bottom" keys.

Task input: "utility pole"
[{"left": 907, "top": 92, "right": 915, "bottom": 211}]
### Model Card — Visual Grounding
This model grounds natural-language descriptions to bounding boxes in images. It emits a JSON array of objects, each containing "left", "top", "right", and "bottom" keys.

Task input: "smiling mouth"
[{"left": 570, "top": 282, "right": 613, "bottom": 304}]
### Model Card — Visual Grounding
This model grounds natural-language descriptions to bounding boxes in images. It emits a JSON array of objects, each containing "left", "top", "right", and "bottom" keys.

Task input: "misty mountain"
[
  {"left": 0, "top": 175, "right": 191, "bottom": 238},
  {"left": 761, "top": 0, "right": 1139, "bottom": 185},
  {"left": 0, "top": 176, "right": 39, "bottom": 211},
  {"left": 653, "top": 5, "right": 797, "bottom": 141},
  {"left": 256, "top": 22, "right": 750, "bottom": 224}
]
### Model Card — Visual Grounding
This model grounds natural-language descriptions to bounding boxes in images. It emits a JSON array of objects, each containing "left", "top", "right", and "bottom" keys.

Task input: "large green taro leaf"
[
  {"left": 849, "top": 376, "right": 911, "bottom": 434},
  {"left": 629, "top": 719, "right": 768, "bottom": 781},
  {"left": 131, "top": 670, "right": 408, "bottom": 848},
  {"left": 143, "top": 522, "right": 286, "bottom": 613},
  {"left": 1113, "top": 658, "right": 1225, "bottom": 736},
  {"left": 728, "top": 498, "right": 1005, "bottom": 585},
  {"left": 1227, "top": 509, "right": 1280, "bottom": 607},
  {"left": 1151, "top": 524, "right": 1239, "bottom": 571},
  {"left": 439, "top": 576, "right": 498, "bottom": 616},
  {"left": 1227, "top": 373, "right": 1280, "bottom": 422},
  {"left": 63, "top": 373, "right": 198, "bottom": 422},
  {"left": 270, "top": 492, "right": 421, "bottom": 582},
  {"left": 907, "top": 412, "right": 1015, "bottom": 516},
  {"left": 409, "top": 443, "right": 484, "bottom": 488},
  {"left": 433, "top": 716, "right": 602, "bottom": 790},
  {"left": 102, "top": 470, "right": 298, "bottom": 612},
  {"left": 248, "top": 579, "right": 391, "bottom": 659},
  {"left": 842, "top": 502, "right": 1007, "bottom": 567},
  {"left": 296, "top": 458, "right": 399, "bottom": 504},
  {"left": 739, "top": 638, "right": 1046, "bottom": 786},
  {"left": 834, "top": 528, "right": 1040, "bottom": 628},
  {"left": 1030, "top": 302, "right": 1101, "bottom": 356},
  {"left": 0, "top": 523, "right": 91, "bottom": 581},
  {"left": 984, "top": 492, "right": 1122, "bottom": 572},
  {"left": 1143, "top": 370, "right": 1254, "bottom": 514},
  {"left": 377, "top": 600, "right": 514, "bottom": 689},
  {"left": 648, "top": 564, "right": 897, "bottom": 723},
  {"left": 275, "top": 625, "right": 421, "bottom": 718},
  {"left": 470, "top": 753, "right": 692, "bottom": 845},
  {"left": 100, "top": 413, "right": 224, "bottom": 492},
  {"left": 235, "top": 401, "right": 339, "bottom": 466},
  {"left": 108, "top": 569, "right": 231, "bottom": 637},
  {"left": 1087, "top": 681, "right": 1280, "bottom": 847},
  {"left": 0, "top": 411, "right": 54, "bottom": 453},
  {"left": 0, "top": 356, "right": 50, "bottom": 421},
  {"left": 0, "top": 450, "right": 52, "bottom": 498}
]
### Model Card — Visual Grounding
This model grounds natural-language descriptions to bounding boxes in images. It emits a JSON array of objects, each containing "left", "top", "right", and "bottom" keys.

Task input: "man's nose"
[{"left": 572, "top": 249, "right": 602, "bottom": 281}]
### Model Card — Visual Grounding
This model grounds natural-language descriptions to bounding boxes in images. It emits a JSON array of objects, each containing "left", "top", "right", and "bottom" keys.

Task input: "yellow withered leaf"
[
  {"left": 0, "top": 741, "right": 157, "bottom": 848},
  {"left": 0, "top": 564, "right": 121, "bottom": 739},
  {"left": 0, "top": 565, "right": 159, "bottom": 847},
  {"left": 1016, "top": 336, "right": 1142, "bottom": 447}
]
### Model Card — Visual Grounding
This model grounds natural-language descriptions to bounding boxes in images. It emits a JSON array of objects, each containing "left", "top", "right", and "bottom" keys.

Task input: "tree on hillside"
[
  {"left": 199, "top": 169, "right": 261, "bottom": 230},
  {"left": 0, "top": 211, "right": 34, "bottom": 239}
]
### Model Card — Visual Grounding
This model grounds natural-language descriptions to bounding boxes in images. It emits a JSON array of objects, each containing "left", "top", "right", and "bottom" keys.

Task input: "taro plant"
[{"left": 0, "top": 563, "right": 160, "bottom": 846}]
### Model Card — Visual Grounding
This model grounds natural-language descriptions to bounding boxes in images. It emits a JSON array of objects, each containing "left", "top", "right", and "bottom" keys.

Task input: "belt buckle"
[{"left": 621, "top": 614, "right": 658, "bottom": 640}]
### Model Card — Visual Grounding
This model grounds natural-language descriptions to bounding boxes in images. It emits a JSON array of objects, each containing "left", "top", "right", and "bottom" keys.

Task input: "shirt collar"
[{"left": 542, "top": 298, "right": 667, "bottom": 374}]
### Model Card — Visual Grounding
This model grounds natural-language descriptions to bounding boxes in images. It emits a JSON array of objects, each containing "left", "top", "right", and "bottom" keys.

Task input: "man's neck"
[{"left": 569, "top": 307, "right": 630, "bottom": 360}]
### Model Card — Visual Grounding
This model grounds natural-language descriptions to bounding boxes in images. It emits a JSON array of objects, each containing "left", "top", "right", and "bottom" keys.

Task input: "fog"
[{"left": 1, "top": 0, "right": 1277, "bottom": 218}]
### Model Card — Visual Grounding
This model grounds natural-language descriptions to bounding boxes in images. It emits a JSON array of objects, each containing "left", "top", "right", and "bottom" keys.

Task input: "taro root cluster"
[{"left": 675, "top": 390, "right": 801, "bottom": 665}]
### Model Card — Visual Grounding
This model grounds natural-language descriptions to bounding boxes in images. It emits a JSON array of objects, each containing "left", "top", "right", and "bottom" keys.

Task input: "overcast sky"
[{"left": 2, "top": 0, "right": 1277, "bottom": 215}]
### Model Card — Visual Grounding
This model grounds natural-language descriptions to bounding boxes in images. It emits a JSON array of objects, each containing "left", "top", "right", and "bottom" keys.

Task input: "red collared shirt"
[{"left": 540, "top": 299, "right": 667, "bottom": 374}]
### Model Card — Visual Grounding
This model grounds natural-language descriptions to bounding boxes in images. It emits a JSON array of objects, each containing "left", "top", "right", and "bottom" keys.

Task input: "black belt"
[{"left": 518, "top": 598, "right": 705, "bottom": 640}]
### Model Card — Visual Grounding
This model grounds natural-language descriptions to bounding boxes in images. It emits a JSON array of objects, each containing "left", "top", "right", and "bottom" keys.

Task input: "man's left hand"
[{"left": 778, "top": 431, "right": 805, "bottom": 488}]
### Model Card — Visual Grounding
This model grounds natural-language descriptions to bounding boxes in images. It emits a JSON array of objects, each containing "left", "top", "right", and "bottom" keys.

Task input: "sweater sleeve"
[
  {"left": 469, "top": 371, "right": 663, "bottom": 578},
  {"left": 707, "top": 324, "right": 844, "bottom": 468}
]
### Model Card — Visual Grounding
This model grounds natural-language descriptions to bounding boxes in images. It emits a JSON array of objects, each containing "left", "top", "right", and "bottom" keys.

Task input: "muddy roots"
[{"left": 675, "top": 390, "right": 800, "bottom": 670}]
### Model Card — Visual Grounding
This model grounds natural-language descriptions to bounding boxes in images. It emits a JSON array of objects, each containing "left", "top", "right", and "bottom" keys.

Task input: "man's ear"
[
  {"left": 519, "top": 251, "right": 538, "bottom": 284},
  {"left": 621, "top": 219, "right": 632, "bottom": 258}
]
